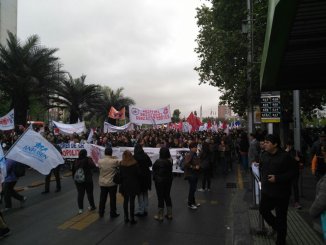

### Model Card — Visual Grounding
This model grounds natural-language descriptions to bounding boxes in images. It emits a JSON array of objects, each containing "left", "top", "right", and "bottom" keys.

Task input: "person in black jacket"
[
  {"left": 119, "top": 150, "right": 141, "bottom": 225},
  {"left": 152, "top": 147, "right": 173, "bottom": 221},
  {"left": 72, "top": 149, "right": 96, "bottom": 214},
  {"left": 259, "top": 134, "right": 296, "bottom": 245},
  {"left": 133, "top": 142, "right": 152, "bottom": 217}
]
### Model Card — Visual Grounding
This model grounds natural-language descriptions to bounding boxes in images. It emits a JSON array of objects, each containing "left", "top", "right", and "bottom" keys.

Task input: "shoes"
[
  {"left": 188, "top": 204, "right": 197, "bottom": 210},
  {"left": 206, "top": 189, "right": 211, "bottom": 192},
  {"left": 55, "top": 188, "right": 61, "bottom": 193},
  {"left": 195, "top": 203, "right": 201, "bottom": 207},
  {"left": 124, "top": 218, "right": 129, "bottom": 223},
  {"left": 41, "top": 191, "right": 49, "bottom": 194},
  {"left": 198, "top": 188, "right": 205, "bottom": 192},
  {"left": 130, "top": 219, "right": 137, "bottom": 225},
  {"left": 0, "top": 227, "right": 10, "bottom": 238},
  {"left": 294, "top": 202, "right": 302, "bottom": 209},
  {"left": 20, "top": 196, "right": 27, "bottom": 207},
  {"left": 110, "top": 213, "right": 120, "bottom": 218},
  {"left": 78, "top": 209, "right": 83, "bottom": 214},
  {"left": 88, "top": 206, "right": 96, "bottom": 211},
  {"left": 2, "top": 208, "right": 11, "bottom": 213},
  {"left": 99, "top": 213, "right": 104, "bottom": 218},
  {"left": 143, "top": 211, "right": 148, "bottom": 216}
]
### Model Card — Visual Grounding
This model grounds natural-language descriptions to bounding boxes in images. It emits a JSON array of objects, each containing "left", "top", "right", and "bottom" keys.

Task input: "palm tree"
[
  {"left": 0, "top": 32, "right": 60, "bottom": 126},
  {"left": 98, "top": 86, "right": 135, "bottom": 125},
  {"left": 51, "top": 74, "right": 103, "bottom": 123}
]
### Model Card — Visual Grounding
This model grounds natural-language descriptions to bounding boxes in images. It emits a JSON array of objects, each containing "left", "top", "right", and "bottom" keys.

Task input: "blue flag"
[{"left": 0, "top": 144, "right": 6, "bottom": 183}]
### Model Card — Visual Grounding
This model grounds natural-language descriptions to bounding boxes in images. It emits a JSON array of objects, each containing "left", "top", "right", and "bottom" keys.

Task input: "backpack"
[
  {"left": 74, "top": 168, "right": 85, "bottom": 183},
  {"left": 14, "top": 162, "right": 26, "bottom": 177}
]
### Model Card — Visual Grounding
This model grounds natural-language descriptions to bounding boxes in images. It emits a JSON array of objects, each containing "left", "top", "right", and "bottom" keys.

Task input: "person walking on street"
[
  {"left": 97, "top": 147, "right": 120, "bottom": 218},
  {"left": 3, "top": 159, "right": 27, "bottom": 211},
  {"left": 285, "top": 140, "right": 303, "bottom": 209},
  {"left": 311, "top": 132, "right": 326, "bottom": 181},
  {"left": 310, "top": 142, "right": 326, "bottom": 242},
  {"left": 198, "top": 141, "right": 212, "bottom": 191},
  {"left": 184, "top": 142, "right": 201, "bottom": 210},
  {"left": 152, "top": 147, "right": 173, "bottom": 221},
  {"left": 259, "top": 134, "right": 297, "bottom": 245},
  {"left": 72, "top": 149, "right": 96, "bottom": 214},
  {"left": 133, "top": 142, "right": 152, "bottom": 217},
  {"left": 119, "top": 150, "right": 141, "bottom": 225},
  {"left": 42, "top": 137, "right": 63, "bottom": 194}
]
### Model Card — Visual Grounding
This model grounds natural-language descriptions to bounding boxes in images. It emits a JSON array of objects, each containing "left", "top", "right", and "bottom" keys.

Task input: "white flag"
[
  {"left": 87, "top": 128, "right": 94, "bottom": 143},
  {"left": 0, "top": 144, "right": 6, "bottom": 183},
  {"left": 6, "top": 129, "right": 64, "bottom": 175}
]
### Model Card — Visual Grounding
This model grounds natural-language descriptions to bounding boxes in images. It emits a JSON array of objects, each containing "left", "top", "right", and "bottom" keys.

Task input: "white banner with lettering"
[
  {"left": 0, "top": 109, "right": 14, "bottom": 131},
  {"left": 103, "top": 122, "right": 134, "bottom": 133},
  {"left": 129, "top": 105, "right": 171, "bottom": 125},
  {"left": 53, "top": 121, "right": 86, "bottom": 135},
  {"left": 83, "top": 144, "right": 188, "bottom": 173}
]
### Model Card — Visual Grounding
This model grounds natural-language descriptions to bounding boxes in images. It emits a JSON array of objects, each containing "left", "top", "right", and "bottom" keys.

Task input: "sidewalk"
[{"left": 244, "top": 168, "right": 324, "bottom": 245}]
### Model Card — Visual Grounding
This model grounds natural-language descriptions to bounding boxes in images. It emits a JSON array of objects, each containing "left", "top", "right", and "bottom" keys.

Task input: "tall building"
[
  {"left": 218, "top": 105, "right": 232, "bottom": 120},
  {"left": 0, "top": 0, "right": 17, "bottom": 46}
]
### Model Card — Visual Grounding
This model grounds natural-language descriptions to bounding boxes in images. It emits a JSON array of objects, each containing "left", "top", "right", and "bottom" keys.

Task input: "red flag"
[
  {"left": 186, "top": 112, "right": 201, "bottom": 132},
  {"left": 207, "top": 120, "right": 212, "bottom": 129},
  {"left": 108, "top": 107, "right": 125, "bottom": 119}
]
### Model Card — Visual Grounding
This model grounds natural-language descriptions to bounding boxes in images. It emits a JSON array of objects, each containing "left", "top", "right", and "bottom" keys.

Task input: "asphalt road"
[{"left": 1, "top": 165, "right": 250, "bottom": 245}]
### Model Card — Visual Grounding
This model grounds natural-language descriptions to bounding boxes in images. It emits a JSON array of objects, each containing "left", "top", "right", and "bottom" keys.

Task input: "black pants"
[
  {"left": 3, "top": 181, "right": 24, "bottom": 208},
  {"left": 259, "top": 193, "right": 290, "bottom": 245},
  {"left": 44, "top": 166, "right": 61, "bottom": 192},
  {"left": 75, "top": 182, "right": 95, "bottom": 210},
  {"left": 123, "top": 194, "right": 136, "bottom": 220},
  {"left": 155, "top": 181, "right": 172, "bottom": 208},
  {"left": 201, "top": 168, "right": 211, "bottom": 189},
  {"left": 292, "top": 174, "right": 300, "bottom": 203},
  {"left": 99, "top": 185, "right": 118, "bottom": 216},
  {"left": 187, "top": 175, "right": 198, "bottom": 205}
]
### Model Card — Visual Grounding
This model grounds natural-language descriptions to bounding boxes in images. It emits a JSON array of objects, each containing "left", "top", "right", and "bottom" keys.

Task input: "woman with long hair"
[
  {"left": 119, "top": 150, "right": 140, "bottom": 224},
  {"left": 133, "top": 142, "right": 152, "bottom": 217},
  {"left": 152, "top": 147, "right": 173, "bottom": 221},
  {"left": 72, "top": 149, "right": 96, "bottom": 214}
]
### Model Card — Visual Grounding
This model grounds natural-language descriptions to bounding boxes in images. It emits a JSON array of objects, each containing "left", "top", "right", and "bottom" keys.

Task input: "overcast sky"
[{"left": 17, "top": 0, "right": 220, "bottom": 118}]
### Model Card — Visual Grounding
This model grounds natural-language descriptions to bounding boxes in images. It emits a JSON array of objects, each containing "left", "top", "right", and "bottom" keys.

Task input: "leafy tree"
[
  {"left": 172, "top": 109, "right": 181, "bottom": 123},
  {"left": 95, "top": 86, "right": 135, "bottom": 125},
  {"left": 50, "top": 74, "right": 103, "bottom": 123},
  {"left": 0, "top": 32, "right": 60, "bottom": 126},
  {"left": 195, "top": 1, "right": 326, "bottom": 118}
]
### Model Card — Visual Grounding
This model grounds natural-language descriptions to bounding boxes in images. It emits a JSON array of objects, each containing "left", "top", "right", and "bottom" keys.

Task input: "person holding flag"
[{"left": 3, "top": 159, "right": 27, "bottom": 211}]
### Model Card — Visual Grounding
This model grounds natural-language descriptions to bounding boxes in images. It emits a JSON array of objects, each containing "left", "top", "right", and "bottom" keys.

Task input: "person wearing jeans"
[
  {"left": 184, "top": 142, "right": 201, "bottom": 210},
  {"left": 3, "top": 159, "right": 27, "bottom": 210}
]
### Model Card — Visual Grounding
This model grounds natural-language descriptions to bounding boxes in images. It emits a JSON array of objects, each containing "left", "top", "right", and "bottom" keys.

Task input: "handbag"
[{"left": 113, "top": 166, "right": 121, "bottom": 185}]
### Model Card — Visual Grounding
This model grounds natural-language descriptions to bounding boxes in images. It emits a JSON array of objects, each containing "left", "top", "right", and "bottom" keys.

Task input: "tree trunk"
[{"left": 12, "top": 95, "right": 29, "bottom": 127}]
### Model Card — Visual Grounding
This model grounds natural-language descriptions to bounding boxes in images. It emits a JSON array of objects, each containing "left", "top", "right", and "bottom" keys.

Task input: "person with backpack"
[
  {"left": 72, "top": 149, "right": 96, "bottom": 214},
  {"left": 3, "top": 159, "right": 27, "bottom": 211}
]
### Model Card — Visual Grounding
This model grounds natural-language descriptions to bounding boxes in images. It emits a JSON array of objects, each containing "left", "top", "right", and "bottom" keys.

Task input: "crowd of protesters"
[{"left": 0, "top": 124, "right": 325, "bottom": 240}]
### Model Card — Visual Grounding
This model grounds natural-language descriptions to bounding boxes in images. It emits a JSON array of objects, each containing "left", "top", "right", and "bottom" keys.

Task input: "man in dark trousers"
[
  {"left": 42, "top": 137, "right": 62, "bottom": 194},
  {"left": 259, "top": 134, "right": 296, "bottom": 245}
]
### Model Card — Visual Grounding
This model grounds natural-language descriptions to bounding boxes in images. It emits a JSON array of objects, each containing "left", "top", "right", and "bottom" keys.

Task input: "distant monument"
[{"left": 0, "top": 0, "right": 17, "bottom": 46}]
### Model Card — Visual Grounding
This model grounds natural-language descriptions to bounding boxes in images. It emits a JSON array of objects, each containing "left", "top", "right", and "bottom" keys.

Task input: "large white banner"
[
  {"left": 129, "top": 105, "right": 171, "bottom": 125},
  {"left": 103, "top": 122, "right": 134, "bottom": 133},
  {"left": 0, "top": 109, "right": 14, "bottom": 131},
  {"left": 53, "top": 121, "right": 86, "bottom": 135},
  {"left": 6, "top": 129, "right": 64, "bottom": 175},
  {"left": 83, "top": 144, "right": 188, "bottom": 173}
]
